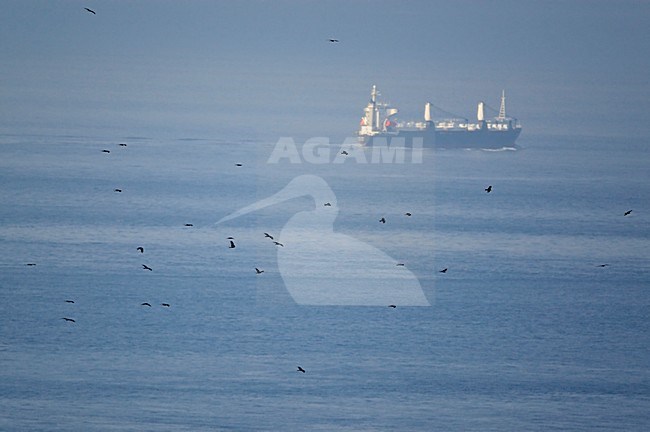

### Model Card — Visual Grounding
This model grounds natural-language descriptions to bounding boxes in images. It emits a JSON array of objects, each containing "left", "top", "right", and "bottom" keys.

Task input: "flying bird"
[
  {"left": 61, "top": 317, "right": 76, "bottom": 323},
  {"left": 102, "top": 149, "right": 110, "bottom": 153},
  {"left": 119, "top": 143, "right": 127, "bottom": 147},
  {"left": 379, "top": 217, "right": 386, "bottom": 224},
  {"left": 161, "top": 303, "right": 170, "bottom": 307},
  {"left": 404, "top": 212, "right": 412, "bottom": 216},
  {"left": 273, "top": 241, "right": 284, "bottom": 247},
  {"left": 141, "top": 302, "right": 152, "bottom": 307},
  {"left": 341, "top": 150, "right": 349, "bottom": 155},
  {"left": 84, "top": 7, "right": 96, "bottom": 14},
  {"left": 388, "top": 304, "right": 397, "bottom": 308},
  {"left": 297, "top": 366, "right": 306, "bottom": 373},
  {"left": 142, "top": 264, "right": 153, "bottom": 271},
  {"left": 439, "top": 268, "right": 448, "bottom": 273},
  {"left": 65, "top": 300, "right": 75, "bottom": 304},
  {"left": 184, "top": 223, "right": 193, "bottom": 227},
  {"left": 596, "top": 264, "right": 609, "bottom": 267},
  {"left": 229, "top": 240, "right": 236, "bottom": 249},
  {"left": 235, "top": 163, "right": 243, "bottom": 167},
  {"left": 624, "top": 210, "right": 633, "bottom": 216},
  {"left": 255, "top": 268, "right": 265, "bottom": 274},
  {"left": 324, "top": 202, "right": 332, "bottom": 206},
  {"left": 328, "top": 39, "right": 339, "bottom": 43},
  {"left": 396, "top": 263, "right": 405, "bottom": 267},
  {"left": 485, "top": 185, "right": 492, "bottom": 193},
  {"left": 114, "top": 188, "right": 122, "bottom": 193},
  {"left": 25, "top": 263, "right": 36, "bottom": 266},
  {"left": 137, "top": 247, "right": 144, "bottom": 253},
  {"left": 264, "top": 233, "right": 274, "bottom": 240}
]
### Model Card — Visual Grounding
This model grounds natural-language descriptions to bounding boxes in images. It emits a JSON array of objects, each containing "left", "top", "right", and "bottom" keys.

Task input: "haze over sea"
[{"left": 1, "top": 1, "right": 649, "bottom": 430}]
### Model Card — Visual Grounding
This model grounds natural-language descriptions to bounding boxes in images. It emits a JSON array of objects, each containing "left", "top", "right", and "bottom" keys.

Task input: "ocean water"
[{"left": 1, "top": 132, "right": 649, "bottom": 431}]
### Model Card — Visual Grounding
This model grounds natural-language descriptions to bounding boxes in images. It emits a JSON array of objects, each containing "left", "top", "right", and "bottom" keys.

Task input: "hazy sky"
[{"left": 2, "top": 0, "right": 649, "bottom": 139}]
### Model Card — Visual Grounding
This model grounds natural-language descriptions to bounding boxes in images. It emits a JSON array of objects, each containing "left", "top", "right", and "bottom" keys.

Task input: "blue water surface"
[{"left": 1, "top": 132, "right": 649, "bottom": 431}]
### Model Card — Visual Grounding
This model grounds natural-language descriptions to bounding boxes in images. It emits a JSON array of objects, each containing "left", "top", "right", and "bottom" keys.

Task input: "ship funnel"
[
  {"left": 424, "top": 103, "right": 432, "bottom": 122},
  {"left": 477, "top": 102, "right": 485, "bottom": 122}
]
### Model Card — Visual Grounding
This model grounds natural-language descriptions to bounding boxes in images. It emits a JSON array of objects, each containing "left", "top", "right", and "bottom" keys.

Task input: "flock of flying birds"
[
  {"left": 40, "top": 161, "right": 635, "bottom": 331},
  {"left": 54, "top": 143, "right": 178, "bottom": 324},
  {"left": 46, "top": 6, "right": 339, "bottom": 370},
  {"left": 48, "top": 139, "right": 454, "bottom": 374},
  {"left": 48, "top": 141, "right": 317, "bottom": 371},
  {"left": 27, "top": 142, "right": 636, "bottom": 376},
  {"left": 40, "top": 7, "right": 636, "bottom": 374}
]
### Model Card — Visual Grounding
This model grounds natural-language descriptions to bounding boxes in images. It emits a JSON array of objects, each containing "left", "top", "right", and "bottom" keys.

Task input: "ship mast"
[
  {"left": 371, "top": 85, "right": 380, "bottom": 130},
  {"left": 498, "top": 90, "right": 507, "bottom": 120},
  {"left": 359, "top": 85, "right": 381, "bottom": 136}
]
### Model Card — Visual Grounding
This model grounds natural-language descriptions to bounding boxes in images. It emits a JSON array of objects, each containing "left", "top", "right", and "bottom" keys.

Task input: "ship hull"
[
  {"left": 360, "top": 127, "right": 521, "bottom": 149},
  {"left": 434, "top": 127, "right": 521, "bottom": 149}
]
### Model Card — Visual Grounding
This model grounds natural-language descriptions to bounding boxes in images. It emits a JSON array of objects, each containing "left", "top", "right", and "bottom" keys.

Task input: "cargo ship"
[{"left": 357, "top": 85, "right": 522, "bottom": 149}]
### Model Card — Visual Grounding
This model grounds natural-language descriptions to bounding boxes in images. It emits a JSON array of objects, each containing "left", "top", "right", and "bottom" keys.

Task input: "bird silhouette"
[
  {"left": 141, "top": 302, "right": 152, "bottom": 307},
  {"left": 396, "top": 263, "right": 405, "bottom": 267},
  {"left": 341, "top": 150, "right": 349, "bottom": 155},
  {"left": 84, "top": 7, "right": 96, "bottom": 14},
  {"left": 25, "top": 263, "right": 36, "bottom": 266},
  {"left": 404, "top": 212, "right": 412, "bottom": 217},
  {"left": 328, "top": 39, "right": 339, "bottom": 43},
  {"left": 388, "top": 304, "right": 397, "bottom": 308},
  {"left": 119, "top": 143, "right": 127, "bottom": 147},
  {"left": 596, "top": 264, "right": 609, "bottom": 267},
  {"left": 379, "top": 217, "right": 386, "bottom": 224},
  {"left": 184, "top": 223, "right": 193, "bottom": 227},
  {"left": 235, "top": 163, "right": 243, "bottom": 167},
  {"left": 273, "top": 241, "right": 284, "bottom": 247},
  {"left": 297, "top": 366, "right": 306, "bottom": 373},
  {"left": 624, "top": 210, "right": 633, "bottom": 216},
  {"left": 324, "top": 202, "right": 332, "bottom": 206},
  {"left": 65, "top": 300, "right": 75, "bottom": 304},
  {"left": 161, "top": 303, "right": 170, "bottom": 307},
  {"left": 102, "top": 149, "right": 110, "bottom": 153},
  {"left": 264, "top": 233, "right": 274, "bottom": 240},
  {"left": 485, "top": 185, "right": 492, "bottom": 193},
  {"left": 61, "top": 317, "right": 76, "bottom": 323},
  {"left": 142, "top": 264, "right": 153, "bottom": 271},
  {"left": 439, "top": 268, "right": 448, "bottom": 273},
  {"left": 229, "top": 240, "right": 236, "bottom": 249},
  {"left": 114, "top": 188, "right": 122, "bottom": 193},
  {"left": 255, "top": 268, "right": 265, "bottom": 274},
  {"left": 216, "top": 175, "right": 429, "bottom": 306},
  {"left": 137, "top": 247, "right": 144, "bottom": 253}
]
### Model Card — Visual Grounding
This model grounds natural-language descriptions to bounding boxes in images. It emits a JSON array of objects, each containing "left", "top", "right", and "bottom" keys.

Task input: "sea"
[{"left": 1, "top": 122, "right": 649, "bottom": 429}]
